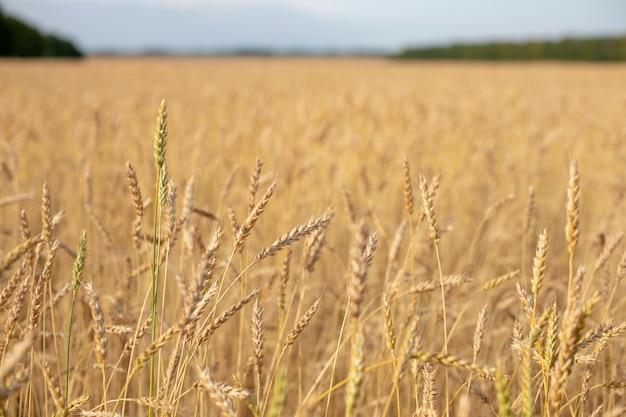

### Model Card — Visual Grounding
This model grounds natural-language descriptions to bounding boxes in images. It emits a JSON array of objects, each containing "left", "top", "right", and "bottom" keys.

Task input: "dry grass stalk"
[
  {"left": 84, "top": 281, "right": 108, "bottom": 367},
  {"left": 402, "top": 157, "right": 414, "bottom": 218},
  {"left": 283, "top": 298, "right": 320, "bottom": 348},
  {"left": 255, "top": 209, "right": 333, "bottom": 262},
  {"left": 125, "top": 161, "right": 144, "bottom": 218},
  {"left": 28, "top": 239, "right": 59, "bottom": 331},
  {"left": 0, "top": 193, "right": 32, "bottom": 208}
]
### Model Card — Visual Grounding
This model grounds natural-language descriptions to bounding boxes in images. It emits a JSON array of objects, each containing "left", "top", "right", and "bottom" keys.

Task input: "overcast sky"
[{"left": 3, "top": 0, "right": 626, "bottom": 53}]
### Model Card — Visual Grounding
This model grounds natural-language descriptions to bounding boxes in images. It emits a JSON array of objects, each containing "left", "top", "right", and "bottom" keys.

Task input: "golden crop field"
[{"left": 1, "top": 57, "right": 626, "bottom": 417}]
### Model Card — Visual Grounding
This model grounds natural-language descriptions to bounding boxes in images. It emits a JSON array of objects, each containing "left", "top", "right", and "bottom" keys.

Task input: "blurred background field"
[{"left": 2, "top": 57, "right": 626, "bottom": 257}]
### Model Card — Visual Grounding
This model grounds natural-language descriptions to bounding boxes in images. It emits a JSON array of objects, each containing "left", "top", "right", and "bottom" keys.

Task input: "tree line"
[
  {"left": 0, "top": 6, "right": 82, "bottom": 57},
  {"left": 396, "top": 36, "right": 626, "bottom": 61}
]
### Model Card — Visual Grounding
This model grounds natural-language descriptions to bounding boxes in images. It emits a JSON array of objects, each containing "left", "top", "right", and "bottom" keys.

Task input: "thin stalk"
[
  {"left": 434, "top": 243, "right": 450, "bottom": 416},
  {"left": 65, "top": 231, "right": 86, "bottom": 404}
]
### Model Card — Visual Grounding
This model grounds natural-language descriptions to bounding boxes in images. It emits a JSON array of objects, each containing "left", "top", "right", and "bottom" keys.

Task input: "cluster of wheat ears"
[{"left": 0, "top": 96, "right": 625, "bottom": 417}]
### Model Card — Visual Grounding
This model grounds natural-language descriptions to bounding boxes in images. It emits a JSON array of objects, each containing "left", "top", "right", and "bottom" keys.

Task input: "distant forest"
[
  {"left": 0, "top": 6, "right": 82, "bottom": 57},
  {"left": 396, "top": 36, "right": 626, "bottom": 61}
]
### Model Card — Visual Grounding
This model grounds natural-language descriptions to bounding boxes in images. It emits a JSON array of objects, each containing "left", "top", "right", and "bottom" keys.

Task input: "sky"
[{"left": 2, "top": 0, "right": 626, "bottom": 53}]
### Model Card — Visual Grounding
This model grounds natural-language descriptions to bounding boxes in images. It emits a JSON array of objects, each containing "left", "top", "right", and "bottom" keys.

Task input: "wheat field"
[{"left": 1, "top": 57, "right": 626, "bottom": 417}]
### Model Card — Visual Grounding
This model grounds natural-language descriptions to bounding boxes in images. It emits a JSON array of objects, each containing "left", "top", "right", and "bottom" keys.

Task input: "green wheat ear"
[
  {"left": 154, "top": 99, "right": 169, "bottom": 207},
  {"left": 71, "top": 231, "right": 87, "bottom": 292},
  {"left": 153, "top": 98, "right": 168, "bottom": 170}
]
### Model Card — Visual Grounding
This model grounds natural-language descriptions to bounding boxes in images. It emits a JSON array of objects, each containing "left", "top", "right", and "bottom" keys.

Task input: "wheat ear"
[
  {"left": 234, "top": 180, "right": 277, "bottom": 251},
  {"left": 566, "top": 159, "right": 580, "bottom": 292}
]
